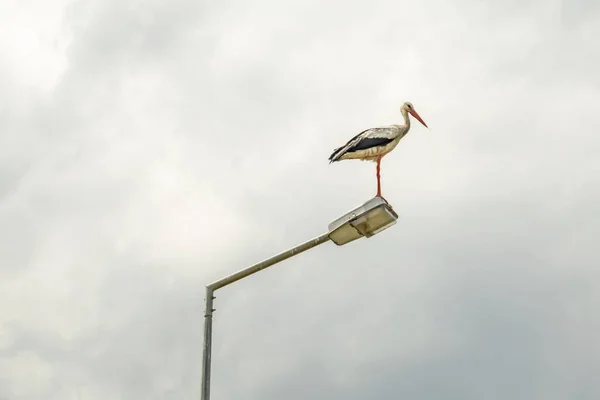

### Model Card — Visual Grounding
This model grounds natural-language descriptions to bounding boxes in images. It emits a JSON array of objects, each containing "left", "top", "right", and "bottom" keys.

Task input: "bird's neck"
[{"left": 401, "top": 109, "right": 410, "bottom": 128}]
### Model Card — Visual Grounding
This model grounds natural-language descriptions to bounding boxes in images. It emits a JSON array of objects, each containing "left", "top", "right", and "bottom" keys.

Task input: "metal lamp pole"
[
  {"left": 199, "top": 197, "right": 398, "bottom": 400},
  {"left": 200, "top": 233, "right": 331, "bottom": 400}
]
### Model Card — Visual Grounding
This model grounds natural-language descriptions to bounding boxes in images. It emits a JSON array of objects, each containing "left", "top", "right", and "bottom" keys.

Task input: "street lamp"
[{"left": 200, "top": 196, "right": 398, "bottom": 400}]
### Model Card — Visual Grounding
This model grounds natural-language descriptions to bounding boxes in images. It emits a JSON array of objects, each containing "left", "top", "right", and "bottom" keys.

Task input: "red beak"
[{"left": 408, "top": 109, "right": 428, "bottom": 128}]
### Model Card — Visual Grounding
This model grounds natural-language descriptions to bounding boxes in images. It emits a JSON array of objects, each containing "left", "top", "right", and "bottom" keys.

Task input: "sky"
[{"left": 1, "top": 0, "right": 599, "bottom": 398}]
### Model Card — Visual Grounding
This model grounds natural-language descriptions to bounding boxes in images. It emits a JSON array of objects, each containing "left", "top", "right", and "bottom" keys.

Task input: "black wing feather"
[
  {"left": 329, "top": 129, "right": 370, "bottom": 162},
  {"left": 346, "top": 137, "right": 393, "bottom": 152}
]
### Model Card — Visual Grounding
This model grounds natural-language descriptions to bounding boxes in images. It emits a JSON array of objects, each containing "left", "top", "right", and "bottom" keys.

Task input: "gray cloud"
[{"left": 1, "top": 0, "right": 599, "bottom": 398}]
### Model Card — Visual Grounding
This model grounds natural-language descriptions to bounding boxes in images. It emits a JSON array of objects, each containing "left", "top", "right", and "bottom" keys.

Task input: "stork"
[{"left": 328, "top": 102, "right": 428, "bottom": 202}]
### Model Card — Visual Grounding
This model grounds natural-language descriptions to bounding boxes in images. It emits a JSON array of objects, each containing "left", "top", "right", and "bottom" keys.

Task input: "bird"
[{"left": 328, "top": 102, "right": 428, "bottom": 202}]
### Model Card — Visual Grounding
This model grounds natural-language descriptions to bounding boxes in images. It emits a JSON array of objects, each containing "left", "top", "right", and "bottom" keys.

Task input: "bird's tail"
[{"left": 328, "top": 147, "right": 343, "bottom": 163}]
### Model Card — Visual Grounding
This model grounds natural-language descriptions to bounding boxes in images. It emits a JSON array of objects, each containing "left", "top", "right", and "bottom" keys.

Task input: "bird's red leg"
[
  {"left": 376, "top": 155, "right": 382, "bottom": 197},
  {"left": 376, "top": 155, "right": 390, "bottom": 204}
]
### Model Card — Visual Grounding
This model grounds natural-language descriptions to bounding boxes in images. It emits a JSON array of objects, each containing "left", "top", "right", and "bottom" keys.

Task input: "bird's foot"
[{"left": 376, "top": 194, "right": 390, "bottom": 205}]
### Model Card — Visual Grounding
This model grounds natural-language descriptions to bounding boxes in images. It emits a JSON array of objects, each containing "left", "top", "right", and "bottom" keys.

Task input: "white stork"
[{"left": 328, "top": 102, "right": 428, "bottom": 202}]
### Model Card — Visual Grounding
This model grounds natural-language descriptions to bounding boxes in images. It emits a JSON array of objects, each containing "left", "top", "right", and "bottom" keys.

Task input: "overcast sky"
[{"left": 1, "top": 0, "right": 599, "bottom": 398}]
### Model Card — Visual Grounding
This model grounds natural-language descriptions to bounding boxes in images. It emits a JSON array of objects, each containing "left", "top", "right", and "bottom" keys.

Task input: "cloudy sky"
[{"left": 1, "top": 0, "right": 599, "bottom": 398}]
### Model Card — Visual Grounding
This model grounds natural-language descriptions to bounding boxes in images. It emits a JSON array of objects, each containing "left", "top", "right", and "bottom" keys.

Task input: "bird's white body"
[{"left": 331, "top": 124, "right": 409, "bottom": 162}]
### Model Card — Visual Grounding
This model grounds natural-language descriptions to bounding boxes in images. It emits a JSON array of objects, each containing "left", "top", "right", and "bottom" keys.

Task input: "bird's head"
[{"left": 401, "top": 102, "right": 428, "bottom": 128}]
